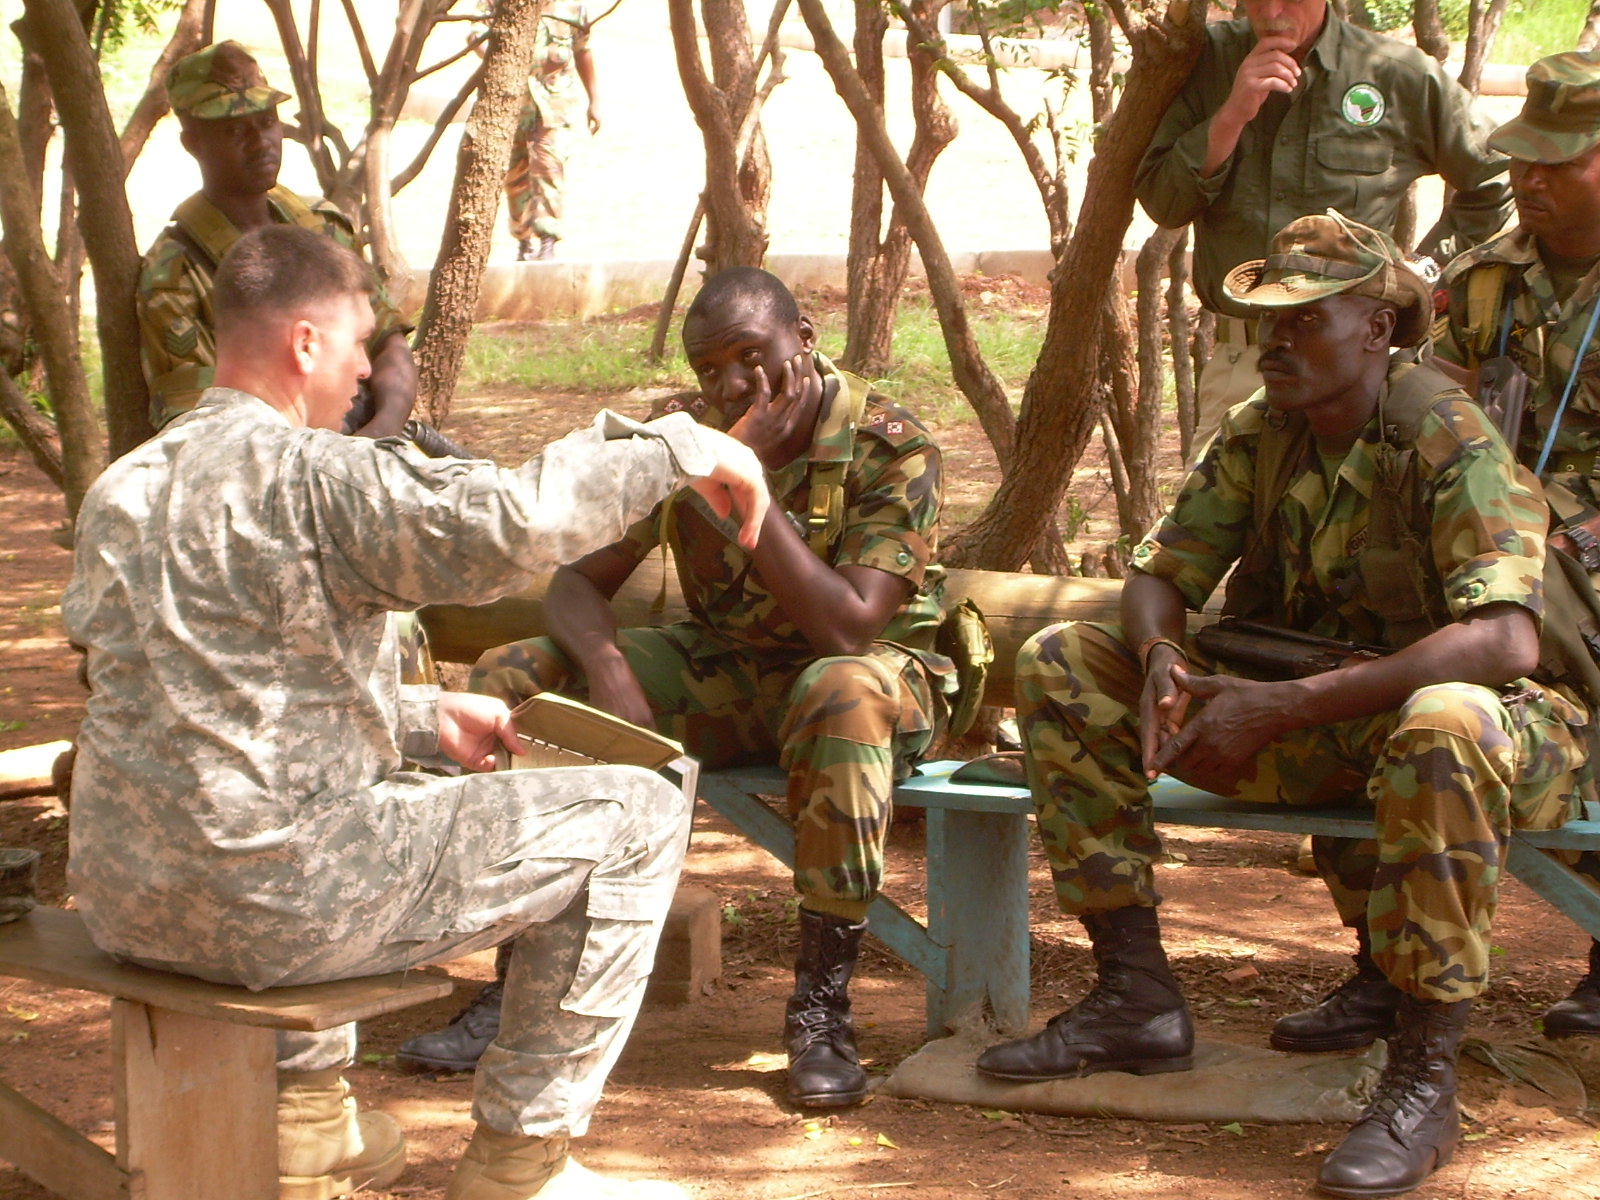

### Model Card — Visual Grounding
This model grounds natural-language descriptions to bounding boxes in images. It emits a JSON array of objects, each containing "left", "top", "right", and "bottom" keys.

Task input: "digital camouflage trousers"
[
  {"left": 471, "top": 623, "right": 943, "bottom": 917},
  {"left": 1017, "top": 620, "right": 1589, "bottom": 1002}
]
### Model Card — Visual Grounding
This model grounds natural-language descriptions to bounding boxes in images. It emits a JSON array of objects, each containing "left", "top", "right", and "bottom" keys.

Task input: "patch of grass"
[
  {"left": 1495, "top": 0, "right": 1588, "bottom": 64},
  {"left": 864, "top": 296, "right": 1039, "bottom": 424},
  {"left": 461, "top": 322, "right": 690, "bottom": 394},
  {"left": 461, "top": 293, "right": 1044, "bottom": 419}
]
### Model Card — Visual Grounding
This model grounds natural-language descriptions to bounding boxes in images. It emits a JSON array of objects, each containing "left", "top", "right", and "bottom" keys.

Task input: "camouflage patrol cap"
[
  {"left": 1221, "top": 209, "right": 1433, "bottom": 347},
  {"left": 167, "top": 42, "right": 290, "bottom": 120},
  {"left": 1488, "top": 50, "right": 1600, "bottom": 163}
]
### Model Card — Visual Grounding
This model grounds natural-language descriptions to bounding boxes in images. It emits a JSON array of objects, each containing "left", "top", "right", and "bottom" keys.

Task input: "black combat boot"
[
  {"left": 1542, "top": 939, "right": 1600, "bottom": 1038},
  {"left": 537, "top": 235, "right": 557, "bottom": 260},
  {"left": 1317, "top": 994, "right": 1470, "bottom": 1198},
  {"left": 1272, "top": 925, "right": 1403, "bottom": 1052},
  {"left": 785, "top": 908, "right": 869, "bottom": 1108},
  {"left": 516, "top": 238, "right": 534, "bottom": 262},
  {"left": 396, "top": 944, "right": 510, "bottom": 1073},
  {"left": 975, "top": 906, "right": 1193, "bottom": 1080}
]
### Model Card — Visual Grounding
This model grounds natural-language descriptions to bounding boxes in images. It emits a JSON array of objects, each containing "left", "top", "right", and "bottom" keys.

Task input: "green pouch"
[{"left": 935, "top": 597, "right": 994, "bottom": 739}]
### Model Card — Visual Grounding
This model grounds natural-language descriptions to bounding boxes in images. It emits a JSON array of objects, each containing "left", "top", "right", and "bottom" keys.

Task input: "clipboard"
[{"left": 495, "top": 692, "right": 700, "bottom": 798}]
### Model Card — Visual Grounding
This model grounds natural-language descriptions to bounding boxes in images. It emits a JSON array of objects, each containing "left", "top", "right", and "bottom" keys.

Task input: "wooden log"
[
  {"left": 0, "top": 740, "right": 72, "bottom": 801},
  {"left": 420, "top": 561, "right": 1222, "bottom": 707}
]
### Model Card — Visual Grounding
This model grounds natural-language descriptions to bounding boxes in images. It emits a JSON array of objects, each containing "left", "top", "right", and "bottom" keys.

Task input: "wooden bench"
[
  {"left": 698, "top": 761, "right": 1600, "bottom": 1039},
  {"left": 0, "top": 907, "right": 452, "bottom": 1200}
]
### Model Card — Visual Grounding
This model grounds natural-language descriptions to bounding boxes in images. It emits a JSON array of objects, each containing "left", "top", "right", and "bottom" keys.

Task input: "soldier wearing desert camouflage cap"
[{"left": 137, "top": 41, "right": 417, "bottom": 437}]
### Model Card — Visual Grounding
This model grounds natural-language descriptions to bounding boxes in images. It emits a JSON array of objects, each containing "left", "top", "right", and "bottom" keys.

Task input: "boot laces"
[
  {"left": 1362, "top": 1029, "right": 1447, "bottom": 1132},
  {"left": 448, "top": 979, "right": 505, "bottom": 1038}
]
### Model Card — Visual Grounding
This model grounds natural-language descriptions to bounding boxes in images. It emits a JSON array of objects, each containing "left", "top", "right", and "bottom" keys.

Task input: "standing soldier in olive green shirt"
[
  {"left": 137, "top": 42, "right": 417, "bottom": 437},
  {"left": 1135, "top": 0, "right": 1512, "bottom": 449}
]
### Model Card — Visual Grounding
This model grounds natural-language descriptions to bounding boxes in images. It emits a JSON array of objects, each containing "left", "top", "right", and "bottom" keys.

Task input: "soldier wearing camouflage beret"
[
  {"left": 398, "top": 268, "right": 954, "bottom": 1114},
  {"left": 978, "top": 212, "right": 1589, "bottom": 1197},
  {"left": 137, "top": 41, "right": 417, "bottom": 437}
]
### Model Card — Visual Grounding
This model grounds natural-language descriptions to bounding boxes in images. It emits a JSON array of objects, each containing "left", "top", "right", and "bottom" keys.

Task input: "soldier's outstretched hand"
[{"left": 685, "top": 428, "right": 770, "bottom": 550}]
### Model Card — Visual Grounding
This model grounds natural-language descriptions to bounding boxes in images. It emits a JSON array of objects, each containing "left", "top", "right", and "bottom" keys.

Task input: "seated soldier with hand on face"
[
  {"left": 976, "top": 212, "right": 1590, "bottom": 1198},
  {"left": 65, "top": 224, "right": 768, "bottom": 1200},
  {"left": 399, "top": 267, "right": 953, "bottom": 1112}
]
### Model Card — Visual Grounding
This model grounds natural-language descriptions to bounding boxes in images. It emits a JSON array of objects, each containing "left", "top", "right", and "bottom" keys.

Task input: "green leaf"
[{"left": 1220, "top": 1122, "right": 1244, "bottom": 1136}]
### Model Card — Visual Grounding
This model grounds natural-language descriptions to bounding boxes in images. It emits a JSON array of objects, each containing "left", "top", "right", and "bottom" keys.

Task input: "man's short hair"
[
  {"left": 686, "top": 267, "right": 801, "bottom": 328},
  {"left": 214, "top": 225, "right": 374, "bottom": 338}
]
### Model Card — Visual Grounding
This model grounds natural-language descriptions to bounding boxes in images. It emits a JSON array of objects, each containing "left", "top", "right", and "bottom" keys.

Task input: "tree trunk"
[
  {"left": 668, "top": 0, "right": 771, "bottom": 272},
  {"left": 12, "top": 38, "right": 52, "bottom": 211},
  {"left": 411, "top": 0, "right": 544, "bottom": 425},
  {"left": 841, "top": 0, "right": 957, "bottom": 378},
  {"left": 1412, "top": 0, "right": 1450, "bottom": 62},
  {"left": 798, "top": 0, "right": 1016, "bottom": 464},
  {"left": 1125, "top": 226, "right": 1179, "bottom": 538},
  {"left": 1393, "top": 183, "right": 1417, "bottom": 254},
  {"left": 842, "top": 0, "right": 890, "bottom": 374},
  {"left": 0, "top": 366, "right": 64, "bottom": 487},
  {"left": 942, "top": 0, "right": 1205, "bottom": 572},
  {"left": 20, "top": 0, "right": 151, "bottom": 459},
  {"left": 358, "top": 0, "right": 438, "bottom": 285},
  {"left": 0, "top": 81, "right": 102, "bottom": 518},
  {"left": 1167, "top": 226, "right": 1196, "bottom": 464},
  {"left": 1460, "top": 0, "right": 1512, "bottom": 95}
]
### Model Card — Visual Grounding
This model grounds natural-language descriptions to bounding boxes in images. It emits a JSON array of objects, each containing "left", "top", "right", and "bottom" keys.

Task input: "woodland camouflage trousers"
[
  {"left": 472, "top": 624, "right": 943, "bottom": 918},
  {"left": 504, "top": 103, "right": 568, "bottom": 241},
  {"left": 1017, "top": 620, "right": 1589, "bottom": 1002}
]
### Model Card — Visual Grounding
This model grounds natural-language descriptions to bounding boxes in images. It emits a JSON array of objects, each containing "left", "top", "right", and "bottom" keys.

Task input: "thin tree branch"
[
  {"left": 337, "top": 0, "right": 380, "bottom": 85},
  {"left": 391, "top": 61, "right": 484, "bottom": 193}
]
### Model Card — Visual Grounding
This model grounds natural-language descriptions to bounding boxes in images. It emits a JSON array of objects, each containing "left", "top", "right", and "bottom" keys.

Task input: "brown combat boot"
[
  {"left": 445, "top": 1125, "right": 687, "bottom": 1199},
  {"left": 277, "top": 1067, "right": 406, "bottom": 1199}
]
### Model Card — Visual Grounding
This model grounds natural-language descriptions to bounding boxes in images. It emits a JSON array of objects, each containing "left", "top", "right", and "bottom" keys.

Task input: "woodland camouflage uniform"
[
  {"left": 138, "top": 190, "right": 410, "bottom": 429},
  {"left": 1019, "top": 376, "right": 1589, "bottom": 1002},
  {"left": 472, "top": 354, "right": 953, "bottom": 914},
  {"left": 504, "top": 2, "right": 591, "bottom": 245},
  {"left": 137, "top": 42, "right": 410, "bottom": 429}
]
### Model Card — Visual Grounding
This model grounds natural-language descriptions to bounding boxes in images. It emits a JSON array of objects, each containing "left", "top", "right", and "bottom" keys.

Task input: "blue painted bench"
[{"left": 697, "top": 760, "right": 1600, "bottom": 1038}]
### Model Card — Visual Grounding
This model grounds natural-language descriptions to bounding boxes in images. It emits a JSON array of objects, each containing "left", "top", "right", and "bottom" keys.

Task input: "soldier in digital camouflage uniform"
[
  {"left": 977, "top": 213, "right": 1589, "bottom": 1199},
  {"left": 64, "top": 225, "right": 769, "bottom": 1200},
  {"left": 1287, "top": 51, "right": 1600, "bottom": 1057},
  {"left": 399, "top": 268, "right": 952, "bottom": 1110},
  {"left": 137, "top": 41, "right": 416, "bottom": 436},
  {"left": 501, "top": 1, "right": 599, "bottom": 262},
  {"left": 1135, "top": 0, "right": 1511, "bottom": 450}
]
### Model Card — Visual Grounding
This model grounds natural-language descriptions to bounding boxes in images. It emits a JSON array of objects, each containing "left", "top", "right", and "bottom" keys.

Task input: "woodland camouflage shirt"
[
  {"left": 1130, "top": 370, "right": 1549, "bottom": 648},
  {"left": 612, "top": 355, "right": 946, "bottom": 664},
  {"left": 1435, "top": 226, "right": 1600, "bottom": 506},
  {"left": 137, "top": 186, "right": 410, "bottom": 428}
]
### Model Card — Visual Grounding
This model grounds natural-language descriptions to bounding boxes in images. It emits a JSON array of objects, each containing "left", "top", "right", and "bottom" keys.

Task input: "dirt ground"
[{"left": 6, "top": 366, "right": 1600, "bottom": 1200}]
